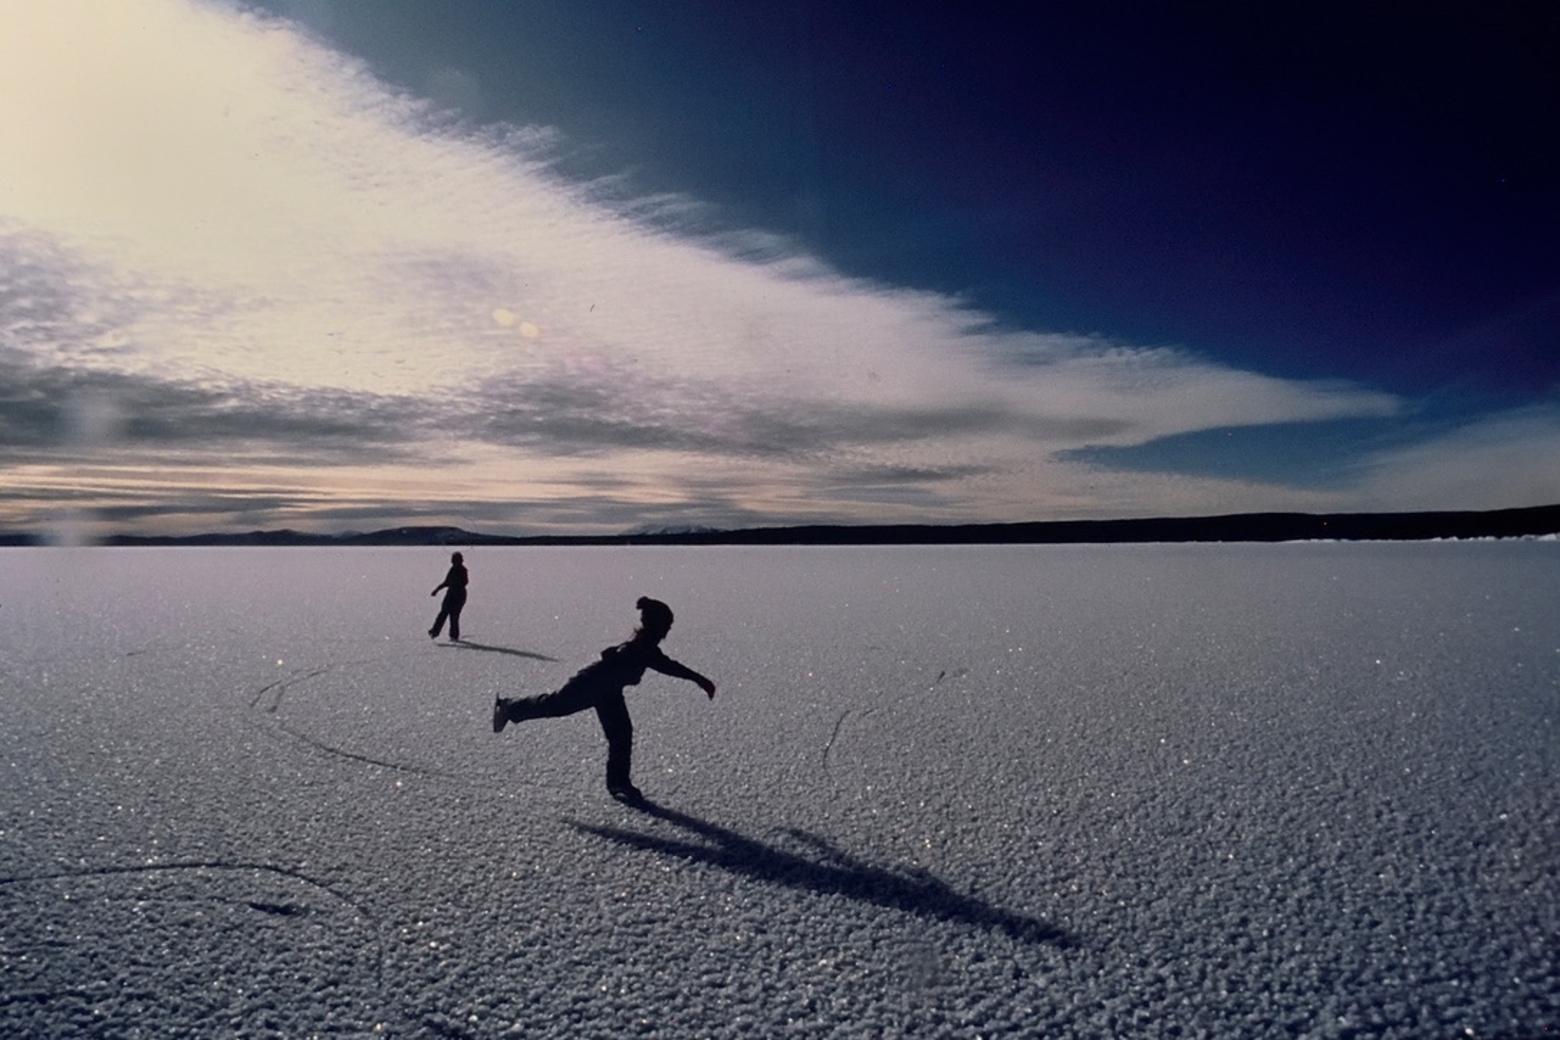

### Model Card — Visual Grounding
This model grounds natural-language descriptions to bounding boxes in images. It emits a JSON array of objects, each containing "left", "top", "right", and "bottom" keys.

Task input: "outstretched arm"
[{"left": 652, "top": 653, "right": 717, "bottom": 699}]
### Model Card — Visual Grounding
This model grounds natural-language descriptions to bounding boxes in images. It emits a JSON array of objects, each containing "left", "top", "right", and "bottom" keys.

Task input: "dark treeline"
[{"left": 3, "top": 503, "right": 1557, "bottom": 547}]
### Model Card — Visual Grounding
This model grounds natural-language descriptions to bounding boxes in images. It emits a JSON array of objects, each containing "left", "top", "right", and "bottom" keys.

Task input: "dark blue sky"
[{"left": 276, "top": 1, "right": 1557, "bottom": 400}]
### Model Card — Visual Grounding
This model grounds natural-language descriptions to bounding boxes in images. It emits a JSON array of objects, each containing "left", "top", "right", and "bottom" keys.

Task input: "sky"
[{"left": 2, "top": 0, "right": 1557, "bottom": 537}]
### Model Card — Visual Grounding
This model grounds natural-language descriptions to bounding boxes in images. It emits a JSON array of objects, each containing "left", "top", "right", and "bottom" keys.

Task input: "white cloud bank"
[{"left": 4, "top": 0, "right": 1531, "bottom": 534}]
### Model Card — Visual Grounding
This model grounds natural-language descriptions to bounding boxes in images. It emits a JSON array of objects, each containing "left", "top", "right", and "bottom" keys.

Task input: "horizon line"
[{"left": 4, "top": 502, "right": 1558, "bottom": 548}]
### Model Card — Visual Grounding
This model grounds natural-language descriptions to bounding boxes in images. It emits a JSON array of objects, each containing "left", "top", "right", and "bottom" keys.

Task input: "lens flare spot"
[
  {"left": 491, "top": 308, "right": 517, "bottom": 327},
  {"left": 519, "top": 321, "right": 541, "bottom": 339}
]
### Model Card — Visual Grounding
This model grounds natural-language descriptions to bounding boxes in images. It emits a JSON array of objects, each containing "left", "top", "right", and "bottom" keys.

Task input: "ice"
[{"left": 1, "top": 543, "right": 1556, "bottom": 1037}]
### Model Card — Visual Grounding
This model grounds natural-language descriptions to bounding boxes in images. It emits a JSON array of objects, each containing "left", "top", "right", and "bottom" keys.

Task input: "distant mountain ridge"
[{"left": 2, "top": 504, "right": 1557, "bottom": 547}]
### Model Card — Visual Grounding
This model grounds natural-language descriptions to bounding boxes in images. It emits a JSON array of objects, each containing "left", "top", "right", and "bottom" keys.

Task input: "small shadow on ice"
[
  {"left": 567, "top": 801, "right": 1073, "bottom": 948},
  {"left": 246, "top": 900, "right": 306, "bottom": 917},
  {"left": 440, "top": 640, "right": 558, "bottom": 662}
]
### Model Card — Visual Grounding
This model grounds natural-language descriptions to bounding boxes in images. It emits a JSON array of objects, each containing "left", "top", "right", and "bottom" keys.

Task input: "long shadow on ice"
[
  {"left": 568, "top": 800, "right": 1073, "bottom": 948},
  {"left": 440, "top": 641, "right": 558, "bottom": 662}
]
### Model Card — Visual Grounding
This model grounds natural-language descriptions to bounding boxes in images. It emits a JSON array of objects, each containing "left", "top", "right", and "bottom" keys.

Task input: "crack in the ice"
[
  {"left": 821, "top": 704, "right": 883, "bottom": 774},
  {"left": 822, "top": 708, "right": 852, "bottom": 772},
  {"left": 270, "top": 718, "right": 453, "bottom": 778},
  {"left": 243, "top": 661, "right": 454, "bottom": 779},
  {"left": 0, "top": 861, "right": 389, "bottom": 1001},
  {"left": 248, "top": 677, "right": 285, "bottom": 710},
  {"left": 250, "top": 666, "right": 333, "bottom": 713}
]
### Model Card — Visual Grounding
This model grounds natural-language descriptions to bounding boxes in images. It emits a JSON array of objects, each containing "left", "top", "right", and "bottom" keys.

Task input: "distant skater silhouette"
[
  {"left": 492, "top": 597, "right": 716, "bottom": 803},
  {"left": 428, "top": 551, "right": 468, "bottom": 641}
]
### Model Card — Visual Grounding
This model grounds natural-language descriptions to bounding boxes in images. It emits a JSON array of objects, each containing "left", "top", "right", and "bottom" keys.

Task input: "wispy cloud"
[
  {"left": 4, "top": 0, "right": 1497, "bottom": 536},
  {"left": 1348, "top": 404, "right": 1560, "bottom": 512},
  {"left": 0, "top": 353, "right": 432, "bottom": 465}
]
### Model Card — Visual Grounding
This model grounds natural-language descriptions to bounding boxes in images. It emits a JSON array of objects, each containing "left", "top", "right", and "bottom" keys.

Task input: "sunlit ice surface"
[{"left": 0, "top": 544, "right": 1555, "bottom": 1036}]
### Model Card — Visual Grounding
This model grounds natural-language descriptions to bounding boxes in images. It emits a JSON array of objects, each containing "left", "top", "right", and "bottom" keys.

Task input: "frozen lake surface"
[{"left": 2, "top": 544, "right": 1556, "bottom": 1038}]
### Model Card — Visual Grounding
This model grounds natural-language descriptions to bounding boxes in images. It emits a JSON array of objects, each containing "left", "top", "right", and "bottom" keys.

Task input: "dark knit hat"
[{"left": 636, "top": 596, "right": 674, "bottom": 632}]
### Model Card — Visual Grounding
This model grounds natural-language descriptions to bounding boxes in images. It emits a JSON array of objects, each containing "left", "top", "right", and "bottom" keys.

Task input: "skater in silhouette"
[
  {"left": 492, "top": 596, "right": 716, "bottom": 803},
  {"left": 428, "top": 551, "right": 468, "bottom": 641}
]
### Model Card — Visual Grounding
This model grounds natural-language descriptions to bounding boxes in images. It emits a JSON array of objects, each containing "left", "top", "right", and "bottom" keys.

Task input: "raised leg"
[{"left": 504, "top": 680, "right": 599, "bottom": 724}]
